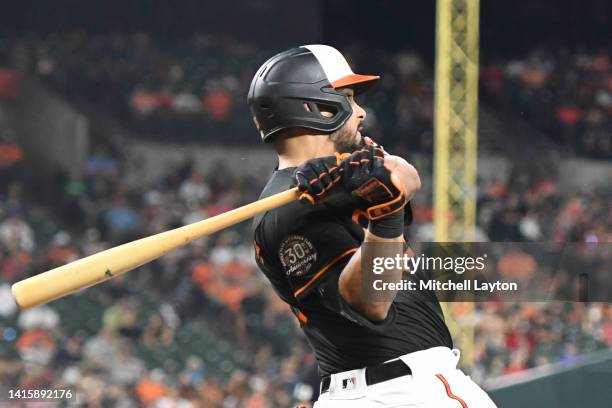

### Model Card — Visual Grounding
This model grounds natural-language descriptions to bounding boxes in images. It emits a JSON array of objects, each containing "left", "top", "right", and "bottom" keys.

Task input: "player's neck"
[{"left": 276, "top": 134, "right": 335, "bottom": 169}]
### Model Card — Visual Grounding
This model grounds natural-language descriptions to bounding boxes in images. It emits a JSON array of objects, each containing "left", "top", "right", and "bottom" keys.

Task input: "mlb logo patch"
[{"left": 342, "top": 376, "right": 357, "bottom": 390}]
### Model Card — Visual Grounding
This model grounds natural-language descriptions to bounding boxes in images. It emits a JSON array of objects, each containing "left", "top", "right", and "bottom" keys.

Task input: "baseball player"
[{"left": 249, "top": 45, "right": 497, "bottom": 407}]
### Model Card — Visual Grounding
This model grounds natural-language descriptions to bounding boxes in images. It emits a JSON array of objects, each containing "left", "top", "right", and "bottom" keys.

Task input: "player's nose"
[{"left": 354, "top": 101, "right": 366, "bottom": 120}]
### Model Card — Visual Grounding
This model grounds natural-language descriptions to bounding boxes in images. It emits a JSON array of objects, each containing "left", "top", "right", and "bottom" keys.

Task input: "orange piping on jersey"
[
  {"left": 435, "top": 374, "right": 469, "bottom": 408},
  {"left": 254, "top": 242, "right": 264, "bottom": 264},
  {"left": 297, "top": 310, "right": 308, "bottom": 324},
  {"left": 293, "top": 248, "right": 358, "bottom": 299}
]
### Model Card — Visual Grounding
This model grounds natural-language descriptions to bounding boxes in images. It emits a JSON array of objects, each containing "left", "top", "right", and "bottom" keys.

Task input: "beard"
[{"left": 329, "top": 123, "right": 363, "bottom": 153}]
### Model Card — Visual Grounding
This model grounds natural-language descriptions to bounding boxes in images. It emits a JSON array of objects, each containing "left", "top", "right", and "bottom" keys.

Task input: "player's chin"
[
  {"left": 331, "top": 126, "right": 362, "bottom": 153},
  {"left": 353, "top": 130, "right": 366, "bottom": 148}
]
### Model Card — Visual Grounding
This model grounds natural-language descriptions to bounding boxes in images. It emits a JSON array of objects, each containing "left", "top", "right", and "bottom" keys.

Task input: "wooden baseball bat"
[{"left": 11, "top": 187, "right": 300, "bottom": 310}]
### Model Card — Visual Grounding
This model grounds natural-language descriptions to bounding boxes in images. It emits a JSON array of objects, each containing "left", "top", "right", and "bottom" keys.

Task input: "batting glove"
[
  {"left": 295, "top": 155, "right": 343, "bottom": 205},
  {"left": 340, "top": 143, "right": 407, "bottom": 220}
]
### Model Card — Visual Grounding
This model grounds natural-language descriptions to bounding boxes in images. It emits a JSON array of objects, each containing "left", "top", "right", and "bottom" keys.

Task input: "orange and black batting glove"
[
  {"left": 339, "top": 144, "right": 407, "bottom": 238},
  {"left": 340, "top": 144, "right": 407, "bottom": 221},
  {"left": 295, "top": 155, "right": 344, "bottom": 205}
]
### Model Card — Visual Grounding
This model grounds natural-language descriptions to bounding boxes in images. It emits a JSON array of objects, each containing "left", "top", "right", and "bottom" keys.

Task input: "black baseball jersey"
[{"left": 253, "top": 167, "right": 453, "bottom": 376}]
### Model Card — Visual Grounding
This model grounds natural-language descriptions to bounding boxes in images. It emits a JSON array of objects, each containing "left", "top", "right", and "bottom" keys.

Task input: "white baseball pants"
[{"left": 314, "top": 347, "right": 498, "bottom": 408}]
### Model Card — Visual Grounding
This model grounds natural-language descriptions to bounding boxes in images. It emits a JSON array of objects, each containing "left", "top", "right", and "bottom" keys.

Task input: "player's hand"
[
  {"left": 295, "top": 156, "right": 343, "bottom": 205},
  {"left": 340, "top": 144, "right": 407, "bottom": 220},
  {"left": 363, "top": 136, "right": 386, "bottom": 151}
]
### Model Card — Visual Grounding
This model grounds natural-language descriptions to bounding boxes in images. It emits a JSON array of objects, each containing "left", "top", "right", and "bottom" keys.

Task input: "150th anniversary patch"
[{"left": 279, "top": 235, "right": 317, "bottom": 276}]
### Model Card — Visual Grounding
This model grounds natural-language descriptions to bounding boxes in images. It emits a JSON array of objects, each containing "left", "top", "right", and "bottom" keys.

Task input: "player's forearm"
[
  {"left": 339, "top": 229, "right": 405, "bottom": 322},
  {"left": 339, "top": 158, "right": 417, "bottom": 321}
]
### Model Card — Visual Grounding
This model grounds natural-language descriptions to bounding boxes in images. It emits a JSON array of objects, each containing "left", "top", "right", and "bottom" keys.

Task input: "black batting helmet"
[{"left": 248, "top": 44, "right": 380, "bottom": 142}]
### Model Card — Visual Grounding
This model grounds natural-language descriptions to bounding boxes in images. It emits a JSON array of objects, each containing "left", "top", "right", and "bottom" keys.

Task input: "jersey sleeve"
[
  {"left": 255, "top": 201, "right": 400, "bottom": 330},
  {"left": 258, "top": 202, "right": 360, "bottom": 303}
]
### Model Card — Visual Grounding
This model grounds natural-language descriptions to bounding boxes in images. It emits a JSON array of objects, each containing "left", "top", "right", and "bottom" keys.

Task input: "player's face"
[{"left": 329, "top": 87, "right": 366, "bottom": 153}]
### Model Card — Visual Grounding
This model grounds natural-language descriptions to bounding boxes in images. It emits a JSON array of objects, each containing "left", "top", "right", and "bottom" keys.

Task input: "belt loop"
[
  {"left": 452, "top": 348, "right": 461, "bottom": 365},
  {"left": 320, "top": 376, "right": 331, "bottom": 394}
]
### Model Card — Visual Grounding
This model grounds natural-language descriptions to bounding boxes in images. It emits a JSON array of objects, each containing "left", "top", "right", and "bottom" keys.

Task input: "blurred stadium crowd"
[
  {"left": 2, "top": 32, "right": 610, "bottom": 157},
  {"left": 0, "top": 33, "right": 611, "bottom": 407},
  {"left": 0, "top": 32, "right": 436, "bottom": 149},
  {"left": 481, "top": 49, "right": 612, "bottom": 158}
]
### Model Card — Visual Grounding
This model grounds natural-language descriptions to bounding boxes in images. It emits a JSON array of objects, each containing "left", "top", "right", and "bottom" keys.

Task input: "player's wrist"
[{"left": 367, "top": 206, "right": 405, "bottom": 238}]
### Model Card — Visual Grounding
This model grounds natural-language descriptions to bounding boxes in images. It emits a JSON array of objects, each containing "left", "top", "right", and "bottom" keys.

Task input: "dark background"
[{"left": 1, "top": 0, "right": 609, "bottom": 58}]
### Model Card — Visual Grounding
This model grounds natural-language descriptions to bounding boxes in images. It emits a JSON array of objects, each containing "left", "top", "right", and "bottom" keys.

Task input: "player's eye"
[{"left": 341, "top": 89, "right": 355, "bottom": 99}]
